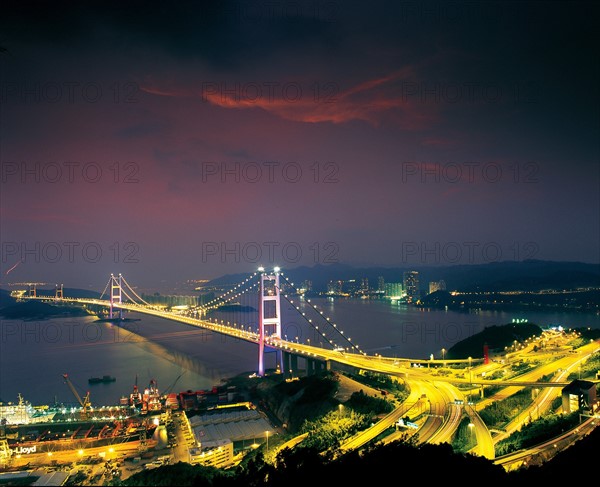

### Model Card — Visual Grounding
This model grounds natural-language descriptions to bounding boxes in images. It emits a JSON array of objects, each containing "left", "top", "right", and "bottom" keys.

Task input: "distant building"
[
  {"left": 403, "top": 271, "right": 419, "bottom": 302},
  {"left": 345, "top": 279, "right": 360, "bottom": 294},
  {"left": 377, "top": 276, "right": 385, "bottom": 293},
  {"left": 326, "top": 280, "right": 344, "bottom": 294},
  {"left": 429, "top": 280, "right": 446, "bottom": 294},
  {"left": 360, "top": 277, "right": 369, "bottom": 293},
  {"left": 384, "top": 282, "right": 403, "bottom": 300},
  {"left": 327, "top": 280, "right": 336, "bottom": 294},
  {"left": 298, "top": 280, "right": 312, "bottom": 294},
  {"left": 561, "top": 379, "right": 597, "bottom": 413}
]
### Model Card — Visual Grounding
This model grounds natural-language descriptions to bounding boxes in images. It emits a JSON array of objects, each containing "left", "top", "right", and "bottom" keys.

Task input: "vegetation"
[
  {"left": 495, "top": 412, "right": 581, "bottom": 456},
  {"left": 479, "top": 389, "right": 533, "bottom": 429},
  {"left": 253, "top": 371, "right": 341, "bottom": 432},
  {"left": 299, "top": 409, "right": 370, "bottom": 451},
  {"left": 115, "top": 462, "right": 231, "bottom": 486},
  {"left": 0, "top": 476, "right": 41, "bottom": 486},
  {"left": 566, "top": 353, "right": 600, "bottom": 381},
  {"left": 118, "top": 438, "right": 507, "bottom": 486},
  {"left": 446, "top": 322, "right": 542, "bottom": 359},
  {"left": 344, "top": 390, "right": 394, "bottom": 415},
  {"left": 451, "top": 416, "right": 478, "bottom": 453},
  {"left": 115, "top": 424, "right": 600, "bottom": 486},
  {"left": 509, "top": 361, "right": 537, "bottom": 375},
  {"left": 345, "top": 370, "right": 409, "bottom": 402},
  {"left": 568, "top": 327, "right": 600, "bottom": 349}
]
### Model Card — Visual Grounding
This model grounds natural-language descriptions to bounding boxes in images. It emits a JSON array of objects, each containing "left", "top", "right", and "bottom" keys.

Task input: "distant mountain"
[{"left": 206, "top": 260, "right": 600, "bottom": 293}]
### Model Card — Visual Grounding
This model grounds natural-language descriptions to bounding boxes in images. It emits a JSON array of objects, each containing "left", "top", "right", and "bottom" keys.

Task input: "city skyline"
[{"left": 1, "top": 1, "right": 598, "bottom": 292}]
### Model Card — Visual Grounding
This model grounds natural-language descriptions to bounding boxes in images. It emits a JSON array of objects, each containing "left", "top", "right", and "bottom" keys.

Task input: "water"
[
  {"left": 2, "top": 297, "right": 598, "bottom": 406},
  {"left": 0, "top": 315, "right": 257, "bottom": 407}
]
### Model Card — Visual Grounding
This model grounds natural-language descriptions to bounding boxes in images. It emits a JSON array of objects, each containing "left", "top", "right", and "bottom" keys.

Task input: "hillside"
[{"left": 446, "top": 322, "right": 543, "bottom": 359}]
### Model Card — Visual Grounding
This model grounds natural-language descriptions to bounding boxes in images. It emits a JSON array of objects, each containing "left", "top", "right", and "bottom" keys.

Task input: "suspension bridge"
[
  {"left": 11, "top": 269, "right": 377, "bottom": 379},
  {"left": 9, "top": 268, "right": 588, "bottom": 389},
  {"left": 8, "top": 268, "right": 600, "bottom": 462}
]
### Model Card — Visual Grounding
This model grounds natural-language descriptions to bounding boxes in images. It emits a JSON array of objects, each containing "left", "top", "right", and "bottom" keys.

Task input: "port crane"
[
  {"left": 62, "top": 374, "right": 91, "bottom": 419},
  {"left": 9, "top": 282, "right": 49, "bottom": 298},
  {"left": 164, "top": 371, "right": 185, "bottom": 395}
]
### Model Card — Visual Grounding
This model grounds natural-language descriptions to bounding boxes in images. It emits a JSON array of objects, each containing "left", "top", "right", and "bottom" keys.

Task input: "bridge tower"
[
  {"left": 109, "top": 273, "right": 123, "bottom": 320},
  {"left": 55, "top": 283, "right": 64, "bottom": 300},
  {"left": 258, "top": 267, "right": 283, "bottom": 376}
]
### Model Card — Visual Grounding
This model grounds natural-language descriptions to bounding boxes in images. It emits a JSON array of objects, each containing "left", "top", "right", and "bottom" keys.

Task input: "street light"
[
  {"left": 468, "top": 422, "right": 475, "bottom": 443},
  {"left": 338, "top": 404, "right": 344, "bottom": 417},
  {"left": 265, "top": 430, "right": 269, "bottom": 452},
  {"left": 441, "top": 348, "right": 446, "bottom": 366}
]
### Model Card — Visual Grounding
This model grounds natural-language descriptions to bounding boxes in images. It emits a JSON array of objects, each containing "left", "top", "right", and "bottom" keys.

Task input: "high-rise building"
[
  {"left": 345, "top": 279, "right": 360, "bottom": 294},
  {"left": 327, "top": 280, "right": 336, "bottom": 294},
  {"left": 403, "top": 271, "right": 419, "bottom": 302},
  {"left": 360, "top": 278, "right": 369, "bottom": 293},
  {"left": 377, "top": 276, "right": 385, "bottom": 293},
  {"left": 384, "top": 282, "right": 403, "bottom": 299}
]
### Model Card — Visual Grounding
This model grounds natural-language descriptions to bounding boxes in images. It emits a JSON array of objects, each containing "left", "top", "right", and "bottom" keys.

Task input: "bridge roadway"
[{"left": 28, "top": 296, "right": 576, "bottom": 389}]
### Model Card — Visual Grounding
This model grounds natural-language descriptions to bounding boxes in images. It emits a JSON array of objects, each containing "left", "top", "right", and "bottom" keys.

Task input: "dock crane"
[
  {"left": 164, "top": 371, "right": 185, "bottom": 395},
  {"left": 9, "top": 282, "right": 49, "bottom": 298},
  {"left": 62, "top": 374, "right": 91, "bottom": 419}
]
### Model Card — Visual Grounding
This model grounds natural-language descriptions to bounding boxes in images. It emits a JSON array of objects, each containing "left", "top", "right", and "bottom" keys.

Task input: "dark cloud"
[{"left": 1, "top": 0, "right": 598, "bottom": 287}]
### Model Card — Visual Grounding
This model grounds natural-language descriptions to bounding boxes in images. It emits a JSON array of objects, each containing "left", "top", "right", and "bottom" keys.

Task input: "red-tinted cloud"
[{"left": 141, "top": 68, "right": 439, "bottom": 129}]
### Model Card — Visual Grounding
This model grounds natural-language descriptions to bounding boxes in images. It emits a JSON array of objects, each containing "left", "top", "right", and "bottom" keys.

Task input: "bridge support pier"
[
  {"left": 289, "top": 354, "right": 298, "bottom": 378},
  {"left": 314, "top": 360, "right": 324, "bottom": 373},
  {"left": 283, "top": 352, "right": 291, "bottom": 378},
  {"left": 306, "top": 359, "right": 315, "bottom": 376}
]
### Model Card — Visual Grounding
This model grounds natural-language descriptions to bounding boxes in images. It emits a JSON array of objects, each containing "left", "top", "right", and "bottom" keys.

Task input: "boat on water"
[{"left": 88, "top": 375, "right": 116, "bottom": 384}]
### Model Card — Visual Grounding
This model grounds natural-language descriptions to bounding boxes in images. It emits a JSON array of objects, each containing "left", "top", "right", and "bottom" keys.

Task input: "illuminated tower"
[
  {"left": 258, "top": 267, "right": 283, "bottom": 376},
  {"left": 403, "top": 271, "right": 419, "bottom": 302},
  {"left": 109, "top": 273, "right": 123, "bottom": 320}
]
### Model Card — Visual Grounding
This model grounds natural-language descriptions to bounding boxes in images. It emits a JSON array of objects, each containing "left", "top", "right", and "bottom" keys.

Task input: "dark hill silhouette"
[{"left": 447, "top": 322, "right": 543, "bottom": 359}]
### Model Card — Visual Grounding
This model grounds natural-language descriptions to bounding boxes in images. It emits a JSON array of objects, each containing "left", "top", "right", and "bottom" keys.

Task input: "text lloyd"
[{"left": 10, "top": 446, "right": 37, "bottom": 454}]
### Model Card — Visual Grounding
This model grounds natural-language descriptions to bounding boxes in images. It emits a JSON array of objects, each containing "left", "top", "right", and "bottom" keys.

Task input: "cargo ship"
[{"left": 141, "top": 379, "right": 161, "bottom": 414}]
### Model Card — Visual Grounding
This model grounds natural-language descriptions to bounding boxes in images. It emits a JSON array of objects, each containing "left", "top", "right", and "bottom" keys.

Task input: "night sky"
[{"left": 1, "top": 1, "right": 599, "bottom": 292}]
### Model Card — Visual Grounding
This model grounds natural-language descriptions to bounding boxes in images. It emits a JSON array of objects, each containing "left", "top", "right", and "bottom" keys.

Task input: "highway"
[{"left": 21, "top": 295, "right": 600, "bottom": 466}]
